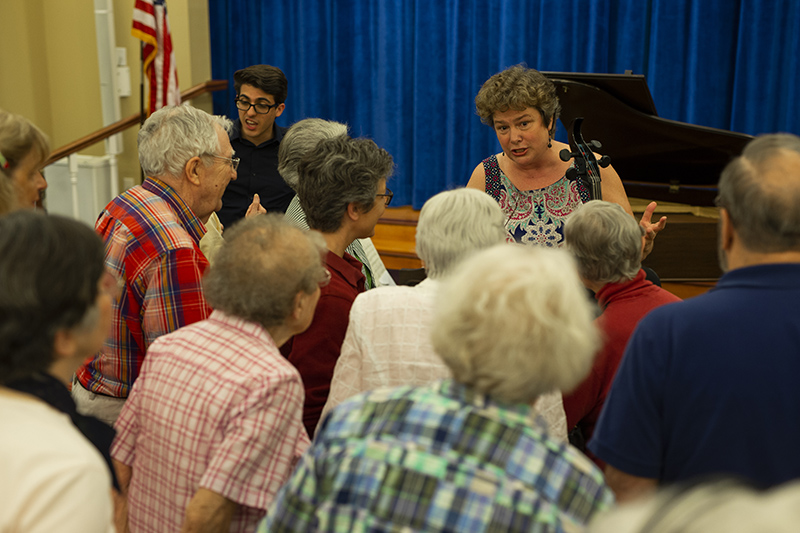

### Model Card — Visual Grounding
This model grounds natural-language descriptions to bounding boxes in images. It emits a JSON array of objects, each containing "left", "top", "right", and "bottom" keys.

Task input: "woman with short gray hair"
[
  {"left": 561, "top": 200, "right": 680, "bottom": 465},
  {"left": 263, "top": 244, "right": 612, "bottom": 532},
  {"left": 323, "top": 189, "right": 573, "bottom": 437},
  {"left": 279, "top": 118, "right": 391, "bottom": 288}
]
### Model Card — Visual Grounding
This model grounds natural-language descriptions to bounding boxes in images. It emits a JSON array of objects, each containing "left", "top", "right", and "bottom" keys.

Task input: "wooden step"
[{"left": 374, "top": 206, "right": 422, "bottom": 270}]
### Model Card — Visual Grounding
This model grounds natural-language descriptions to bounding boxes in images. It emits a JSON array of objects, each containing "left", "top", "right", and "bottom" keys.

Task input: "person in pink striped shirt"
[{"left": 112, "top": 214, "right": 326, "bottom": 532}]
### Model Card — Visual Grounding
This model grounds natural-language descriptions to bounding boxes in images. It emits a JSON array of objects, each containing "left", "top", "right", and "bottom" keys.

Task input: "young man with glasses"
[{"left": 218, "top": 64, "right": 293, "bottom": 228}]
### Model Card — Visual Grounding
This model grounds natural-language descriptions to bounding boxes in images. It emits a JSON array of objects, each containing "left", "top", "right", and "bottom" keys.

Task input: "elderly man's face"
[{"left": 197, "top": 125, "right": 238, "bottom": 220}]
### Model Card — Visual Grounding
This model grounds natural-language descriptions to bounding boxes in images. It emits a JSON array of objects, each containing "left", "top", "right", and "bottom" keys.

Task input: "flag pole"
[
  {"left": 139, "top": 40, "right": 145, "bottom": 183},
  {"left": 139, "top": 41, "right": 146, "bottom": 126}
]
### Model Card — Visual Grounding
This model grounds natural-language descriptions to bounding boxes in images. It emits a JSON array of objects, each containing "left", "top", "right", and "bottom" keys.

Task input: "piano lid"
[{"left": 542, "top": 72, "right": 753, "bottom": 206}]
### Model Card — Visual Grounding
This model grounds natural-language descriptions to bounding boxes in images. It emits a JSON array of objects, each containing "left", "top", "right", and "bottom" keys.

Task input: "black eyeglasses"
[
  {"left": 376, "top": 188, "right": 394, "bottom": 206},
  {"left": 206, "top": 154, "right": 240, "bottom": 171},
  {"left": 235, "top": 98, "right": 279, "bottom": 114}
]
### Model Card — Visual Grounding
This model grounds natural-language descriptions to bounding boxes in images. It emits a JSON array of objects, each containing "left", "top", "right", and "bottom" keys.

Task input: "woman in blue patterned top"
[{"left": 467, "top": 65, "right": 664, "bottom": 257}]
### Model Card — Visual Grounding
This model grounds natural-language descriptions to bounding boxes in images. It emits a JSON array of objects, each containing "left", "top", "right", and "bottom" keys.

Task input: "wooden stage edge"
[{"left": 374, "top": 205, "right": 720, "bottom": 300}]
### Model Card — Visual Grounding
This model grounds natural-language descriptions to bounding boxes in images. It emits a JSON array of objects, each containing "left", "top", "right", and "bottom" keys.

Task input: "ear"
[
  {"left": 288, "top": 289, "right": 316, "bottom": 326},
  {"left": 720, "top": 208, "right": 735, "bottom": 252},
  {"left": 547, "top": 116, "right": 555, "bottom": 134},
  {"left": 184, "top": 156, "right": 204, "bottom": 186},
  {"left": 289, "top": 291, "right": 305, "bottom": 322},
  {"left": 275, "top": 103, "right": 286, "bottom": 118},
  {"left": 346, "top": 202, "right": 361, "bottom": 222},
  {"left": 52, "top": 329, "right": 78, "bottom": 360}
]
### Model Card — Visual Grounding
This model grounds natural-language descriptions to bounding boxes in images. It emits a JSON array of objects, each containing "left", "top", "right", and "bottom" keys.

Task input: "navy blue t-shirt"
[{"left": 590, "top": 263, "right": 800, "bottom": 488}]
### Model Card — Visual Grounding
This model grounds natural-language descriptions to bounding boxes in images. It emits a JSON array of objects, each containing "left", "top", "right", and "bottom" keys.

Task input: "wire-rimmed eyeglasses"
[{"left": 206, "top": 154, "right": 240, "bottom": 172}]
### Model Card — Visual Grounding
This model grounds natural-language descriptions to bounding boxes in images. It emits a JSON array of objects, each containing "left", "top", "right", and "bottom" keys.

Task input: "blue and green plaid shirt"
[{"left": 261, "top": 380, "right": 613, "bottom": 532}]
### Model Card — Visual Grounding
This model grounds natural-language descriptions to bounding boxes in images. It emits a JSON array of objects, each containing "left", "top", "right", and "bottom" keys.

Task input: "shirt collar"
[
  {"left": 326, "top": 250, "right": 366, "bottom": 290},
  {"left": 715, "top": 262, "right": 800, "bottom": 291},
  {"left": 230, "top": 119, "right": 284, "bottom": 146},
  {"left": 142, "top": 177, "right": 206, "bottom": 245},
  {"left": 435, "top": 379, "right": 541, "bottom": 428},
  {"left": 595, "top": 269, "right": 648, "bottom": 309},
  {"left": 207, "top": 310, "right": 277, "bottom": 349}
]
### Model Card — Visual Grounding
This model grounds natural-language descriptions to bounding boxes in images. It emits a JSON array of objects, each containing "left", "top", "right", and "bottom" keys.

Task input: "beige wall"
[
  {"left": 0, "top": 0, "right": 213, "bottom": 184},
  {"left": 0, "top": 0, "right": 56, "bottom": 137}
]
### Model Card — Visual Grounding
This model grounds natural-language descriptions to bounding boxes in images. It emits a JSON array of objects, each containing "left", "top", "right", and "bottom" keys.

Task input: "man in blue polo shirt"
[
  {"left": 218, "top": 64, "right": 293, "bottom": 228},
  {"left": 589, "top": 133, "right": 800, "bottom": 501}
]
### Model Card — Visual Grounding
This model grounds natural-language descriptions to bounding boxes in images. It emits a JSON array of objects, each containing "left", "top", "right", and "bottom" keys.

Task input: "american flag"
[{"left": 132, "top": 0, "right": 180, "bottom": 115}]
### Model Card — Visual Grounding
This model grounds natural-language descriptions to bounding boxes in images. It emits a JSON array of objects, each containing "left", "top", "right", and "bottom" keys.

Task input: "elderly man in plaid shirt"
[
  {"left": 262, "top": 244, "right": 613, "bottom": 532},
  {"left": 112, "top": 215, "right": 326, "bottom": 532},
  {"left": 72, "top": 105, "right": 237, "bottom": 426}
]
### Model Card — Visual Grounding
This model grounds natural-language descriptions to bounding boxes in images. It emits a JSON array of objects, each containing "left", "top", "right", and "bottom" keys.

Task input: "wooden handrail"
[{"left": 46, "top": 79, "right": 228, "bottom": 166}]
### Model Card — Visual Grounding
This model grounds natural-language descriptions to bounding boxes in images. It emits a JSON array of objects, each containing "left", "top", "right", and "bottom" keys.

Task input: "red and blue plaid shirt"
[{"left": 76, "top": 177, "right": 211, "bottom": 398}]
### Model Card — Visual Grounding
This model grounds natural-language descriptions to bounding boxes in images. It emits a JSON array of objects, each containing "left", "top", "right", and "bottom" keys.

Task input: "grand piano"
[{"left": 543, "top": 72, "right": 753, "bottom": 280}]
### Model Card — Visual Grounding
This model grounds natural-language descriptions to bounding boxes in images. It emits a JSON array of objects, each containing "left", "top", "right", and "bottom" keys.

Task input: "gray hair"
[
  {"left": 0, "top": 211, "right": 104, "bottom": 384},
  {"left": 415, "top": 188, "right": 506, "bottom": 278},
  {"left": 717, "top": 133, "right": 800, "bottom": 253},
  {"left": 431, "top": 244, "right": 600, "bottom": 404},
  {"left": 278, "top": 118, "right": 349, "bottom": 190},
  {"left": 137, "top": 104, "right": 233, "bottom": 179},
  {"left": 565, "top": 200, "right": 644, "bottom": 284},
  {"left": 590, "top": 479, "right": 800, "bottom": 533},
  {"left": 203, "top": 214, "right": 327, "bottom": 328},
  {"left": 298, "top": 136, "right": 394, "bottom": 233}
]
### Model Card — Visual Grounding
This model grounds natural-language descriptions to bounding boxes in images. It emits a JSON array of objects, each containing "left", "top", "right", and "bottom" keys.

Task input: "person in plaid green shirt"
[{"left": 261, "top": 244, "right": 613, "bottom": 532}]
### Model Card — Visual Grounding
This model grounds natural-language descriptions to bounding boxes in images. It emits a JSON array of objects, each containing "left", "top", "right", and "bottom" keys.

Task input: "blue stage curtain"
[{"left": 209, "top": 0, "right": 800, "bottom": 208}]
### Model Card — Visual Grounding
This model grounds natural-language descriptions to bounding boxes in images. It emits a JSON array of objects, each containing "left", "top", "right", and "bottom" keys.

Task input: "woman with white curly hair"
[{"left": 263, "top": 244, "right": 612, "bottom": 532}]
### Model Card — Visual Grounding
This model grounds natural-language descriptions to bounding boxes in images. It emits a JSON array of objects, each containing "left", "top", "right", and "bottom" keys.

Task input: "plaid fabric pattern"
[
  {"left": 261, "top": 380, "right": 613, "bottom": 532},
  {"left": 112, "top": 310, "right": 311, "bottom": 533},
  {"left": 76, "top": 178, "right": 211, "bottom": 398}
]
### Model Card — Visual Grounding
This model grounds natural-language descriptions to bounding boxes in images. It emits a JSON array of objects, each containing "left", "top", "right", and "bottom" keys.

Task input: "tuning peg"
[
  {"left": 589, "top": 140, "right": 603, "bottom": 151},
  {"left": 598, "top": 155, "right": 611, "bottom": 168},
  {"left": 559, "top": 149, "right": 574, "bottom": 162},
  {"left": 565, "top": 167, "right": 578, "bottom": 182}
]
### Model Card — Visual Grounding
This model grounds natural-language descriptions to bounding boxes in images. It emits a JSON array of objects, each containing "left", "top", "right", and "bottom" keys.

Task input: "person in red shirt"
[
  {"left": 562, "top": 200, "right": 681, "bottom": 467},
  {"left": 73, "top": 105, "right": 237, "bottom": 425},
  {"left": 281, "top": 135, "right": 394, "bottom": 437}
]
